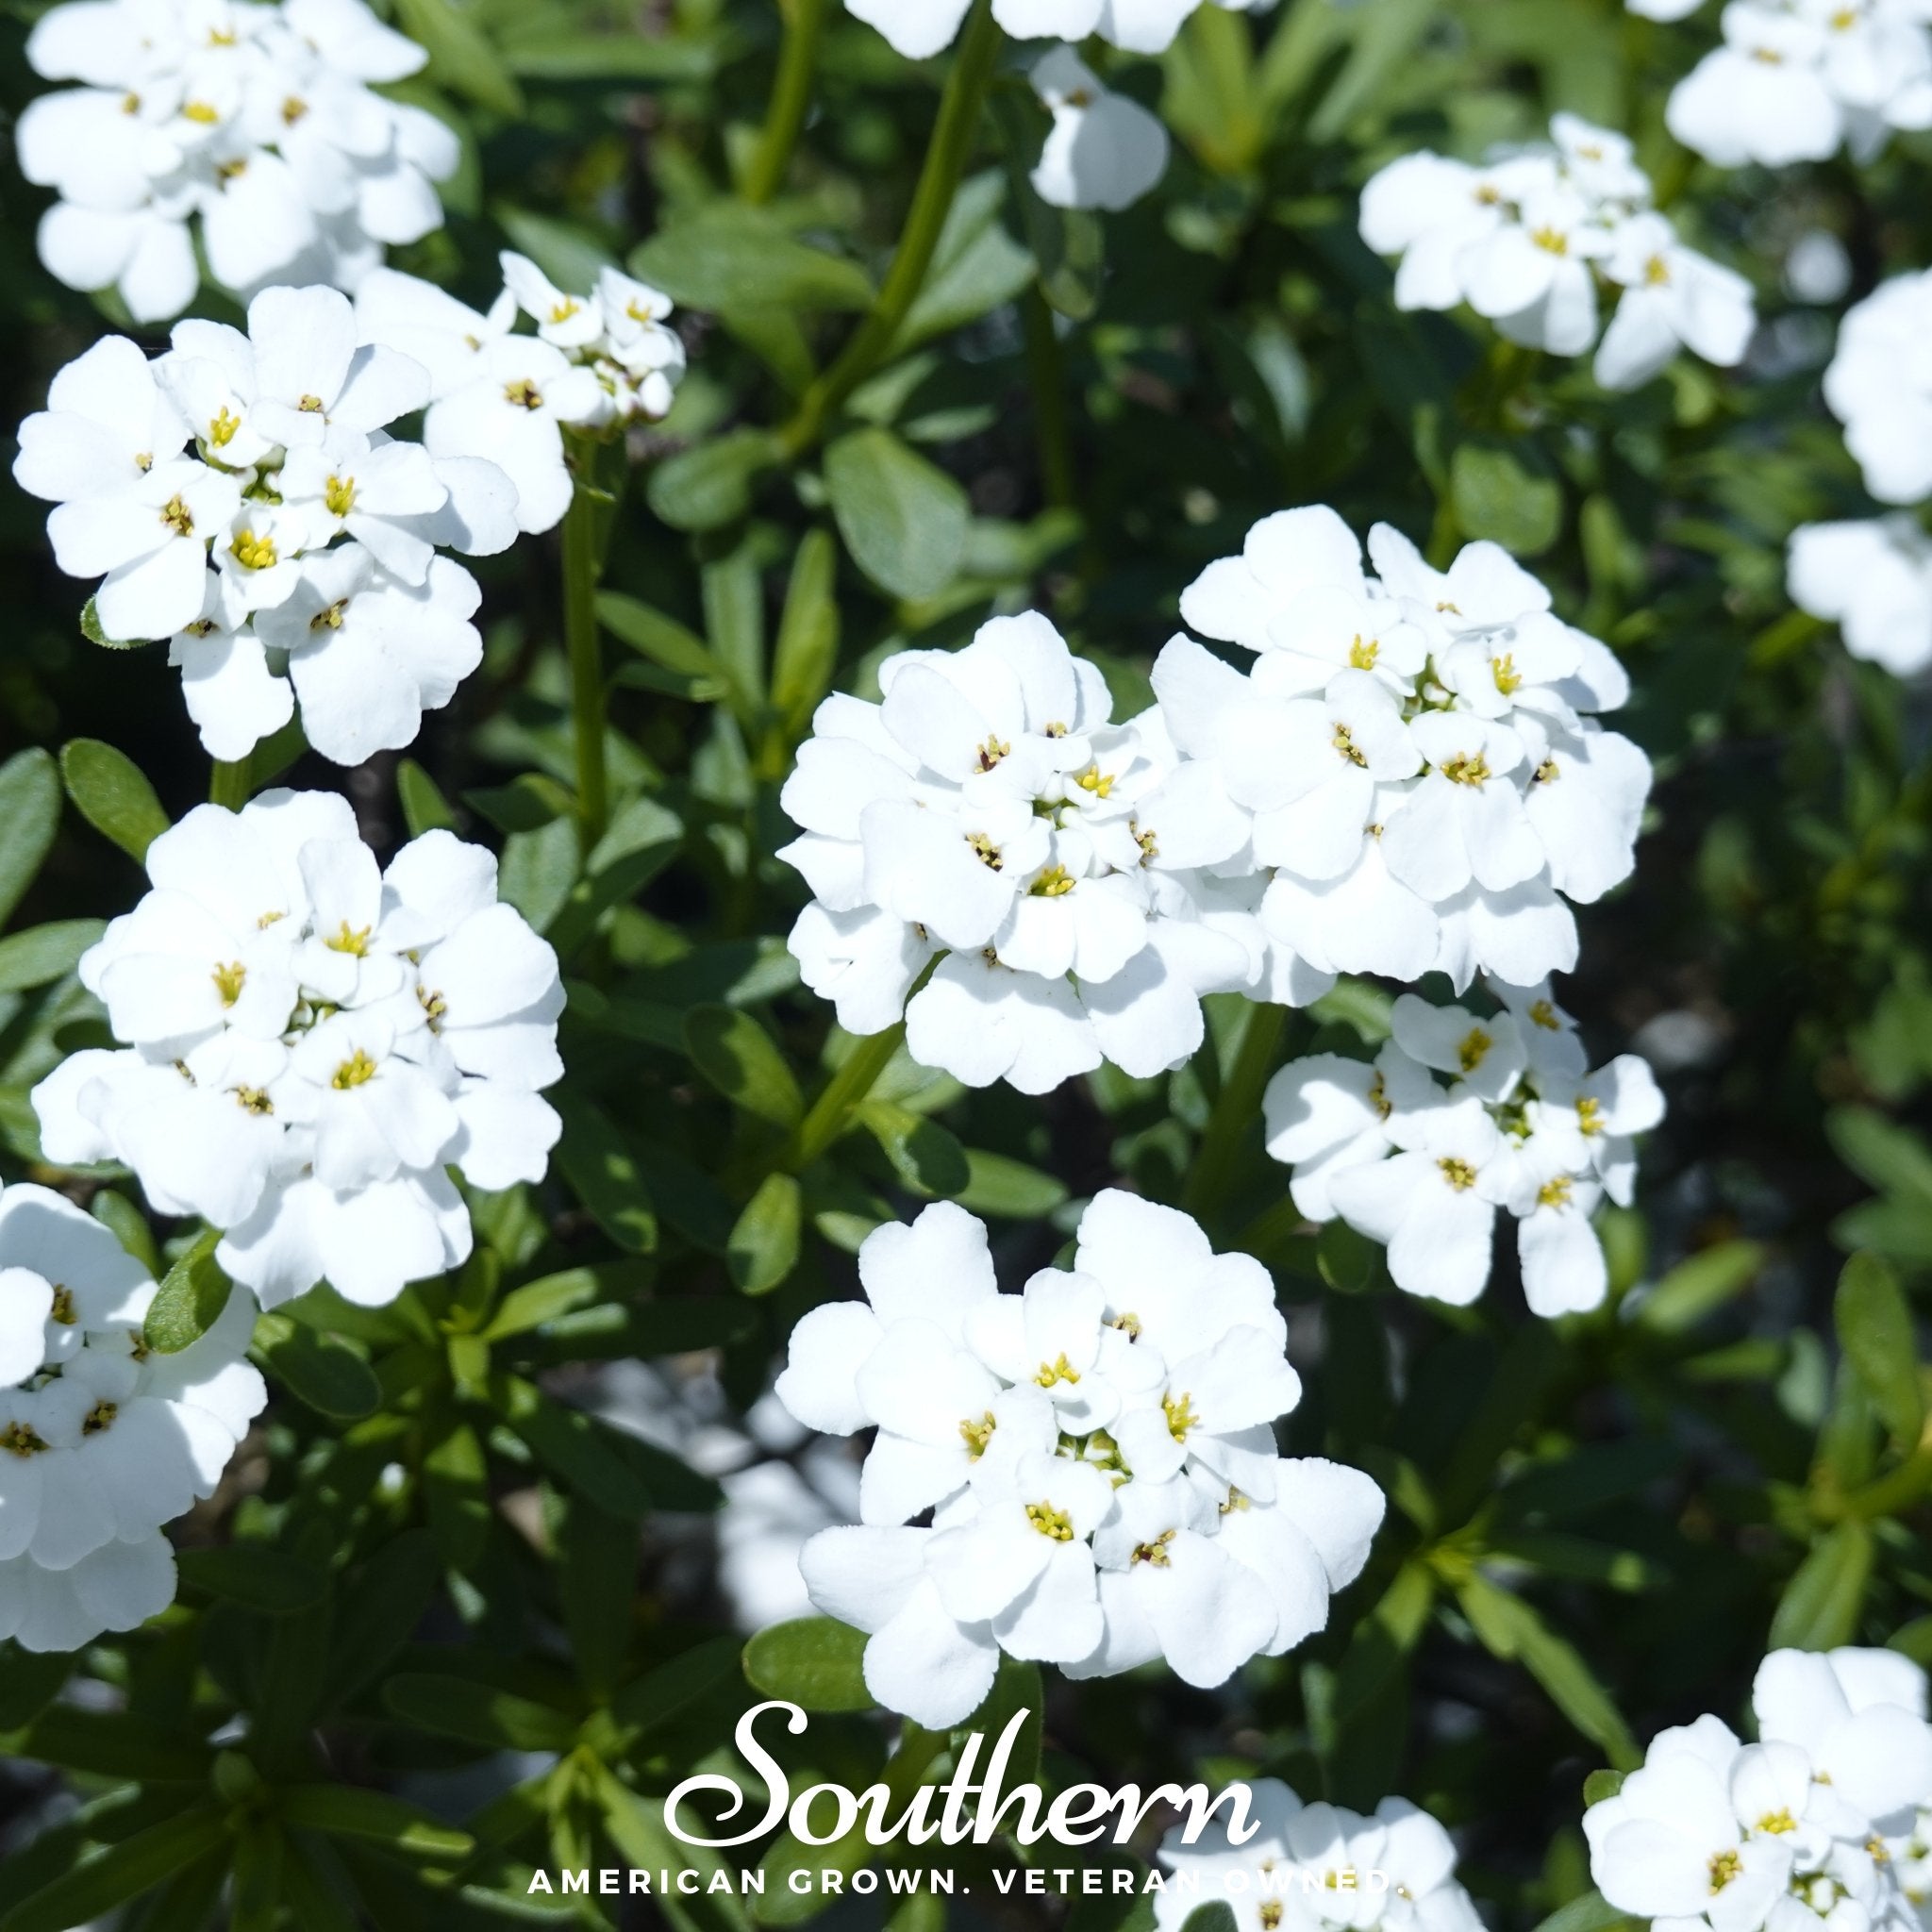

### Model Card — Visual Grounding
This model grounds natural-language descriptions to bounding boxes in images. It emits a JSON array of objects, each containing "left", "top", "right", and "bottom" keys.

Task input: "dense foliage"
[{"left": 5, "top": 0, "right": 1932, "bottom": 1927}]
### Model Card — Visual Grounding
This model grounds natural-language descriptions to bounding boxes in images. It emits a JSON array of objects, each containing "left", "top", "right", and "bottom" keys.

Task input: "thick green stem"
[
  {"left": 562, "top": 481, "right": 608, "bottom": 853},
  {"left": 744, "top": 0, "right": 828, "bottom": 206},
  {"left": 210, "top": 759, "right": 251, "bottom": 810},
  {"left": 1021, "top": 287, "right": 1074, "bottom": 509},
  {"left": 786, "top": 1020, "right": 907, "bottom": 1170},
  {"left": 777, "top": 0, "right": 1003, "bottom": 458},
  {"left": 1185, "top": 1003, "right": 1288, "bottom": 1218}
]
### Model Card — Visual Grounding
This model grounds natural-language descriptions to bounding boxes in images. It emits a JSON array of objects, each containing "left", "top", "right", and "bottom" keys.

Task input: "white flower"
[
  {"left": 1596, "top": 212, "right": 1757, "bottom": 391},
  {"left": 1789, "top": 518, "right": 1932, "bottom": 676},
  {"left": 1027, "top": 47, "right": 1170, "bottom": 212},
  {"left": 31, "top": 795, "right": 563, "bottom": 1311},
  {"left": 1664, "top": 0, "right": 1932, "bottom": 169},
  {"left": 20, "top": 0, "right": 458, "bottom": 319},
  {"left": 0, "top": 1182, "right": 266, "bottom": 1651},
  {"left": 1358, "top": 113, "right": 1755, "bottom": 380},
  {"left": 1823, "top": 271, "right": 1932, "bottom": 507},
  {"left": 841, "top": 0, "right": 1209, "bottom": 60},
  {"left": 781, "top": 612, "right": 1318, "bottom": 1096},
  {"left": 1155, "top": 1781, "right": 1485, "bottom": 1932},
  {"left": 775, "top": 1193, "right": 1381, "bottom": 1724}
]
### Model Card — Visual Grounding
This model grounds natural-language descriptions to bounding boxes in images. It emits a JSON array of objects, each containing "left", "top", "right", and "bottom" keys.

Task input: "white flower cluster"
[
  {"left": 774, "top": 1192, "right": 1385, "bottom": 1727},
  {"left": 1, "top": 1183, "right": 266, "bottom": 1653},
  {"left": 16, "top": 0, "right": 458, "bottom": 324},
  {"left": 780, "top": 611, "right": 1329, "bottom": 1096},
  {"left": 358, "top": 250, "right": 687, "bottom": 538},
  {"left": 13, "top": 286, "right": 511, "bottom": 766},
  {"left": 847, "top": 0, "right": 1266, "bottom": 63},
  {"left": 1587, "top": 1646, "right": 1932, "bottom": 1932},
  {"left": 1174, "top": 508, "right": 1651, "bottom": 992},
  {"left": 1154, "top": 1779, "right": 1483, "bottom": 1932},
  {"left": 1263, "top": 986, "right": 1664, "bottom": 1312},
  {"left": 1784, "top": 272, "right": 1932, "bottom": 680},
  {"left": 1359, "top": 113, "right": 1756, "bottom": 389},
  {"left": 31, "top": 791, "right": 564, "bottom": 1312},
  {"left": 1652, "top": 1, "right": 1932, "bottom": 169}
]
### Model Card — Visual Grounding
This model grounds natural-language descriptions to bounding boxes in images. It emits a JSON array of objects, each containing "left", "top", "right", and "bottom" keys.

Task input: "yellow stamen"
[
  {"left": 212, "top": 959, "right": 246, "bottom": 1007},
  {"left": 325, "top": 921, "right": 371, "bottom": 957},
  {"left": 1163, "top": 1391, "right": 1200, "bottom": 1442},
  {"left": 1349, "top": 634, "right": 1380, "bottom": 671},
  {"left": 235, "top": 1086, "right": 274, "bottom": 1115},
  {"left": 974, "top": 736, "right": 1010, "bottom": 773},
  {"left": 959, "top": 1410, "right": 996, "bottom": 1459},
  {"left": 966, "top": 832, "right": 1002, "bottom": 873},
  {"left": 208, "top": 406, "right": 241, "bottom": 449},
  {"left": 1441, "top": 751, "right": 1491, "bottom": 787},
  {"left": 1537, "top": 1175, "right": 1574, "bottom": 1209},
  {"left": 1333, "top": 723, "right": 1367, "bottom": 767},
  {"left": 83, "top": 1400, "right": 117, "bottom": 1435},
  {"left": 331, "top": 1048, "right": 379, "bottom": 1091},
  {"left": 1029, "top": 865, "right": 1076, "bottom": 898},
  {"left": 2, "top": 1421, "right": 48, "bottom": 1457},
  {"left": 1457, "top": 1026, "right": 1492, "bottom": 1072},
  {"left": 229, "top": 528, "right": 278, "bottom": 571},
  {"left": 1439, "top": 1156, "right": 1478, "bottom": 1191},
  {"left": 1074, "top": 763, "right": 1114, "bottom": 798},
  {"left": 1034, "top": 1352, "right": 1082, "bottom": 1389},
  {"left": 297, "top": 393, "right": 325, "bottom": 414},
  {"left": 504, "top": 378, "right": 543, "bottom": 409},
  {"left": 182, "top": 99, "right": 220, "bottom": 124},
  {"left": 282, "top": 94, "right": 308, "bottom": 124},
  {"left": 1528, "top": 998, "right": 1560, "bottom": 1030},
  {"left": 324, "top": 475, "right": 356, "bottom": 517},
  {"left": 309, "top": 599, "right": 349, "bottom": 632},
  {"left": 1132, "top": 1530, "right": 1176, "bottom": 1567},
  {"left": 1024, "top": 1502, "right": 1074, "bottom": 1541},
  {"left": 159, "top": 494, "right": 194, "bottom": 537},
  {"left": 1576, "top": 1095, "right": 1605, "bottom": 1137},
  {"left": 50, "top": 1286, "right": 76, "bottom": 1324},
  {"left": 1709, "top": 1851, "right": 1742, "bottom": 1893},
  {"left": 1531, "top": 225, "right": 1569, "bottom": 256},
  {"left": 1491, "top": 653, "right": 1523, "bottom": 696}
]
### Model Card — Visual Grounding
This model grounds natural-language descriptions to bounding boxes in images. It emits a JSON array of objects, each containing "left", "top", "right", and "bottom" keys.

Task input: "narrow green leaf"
[
  {"left": 392, "top": 0, "right": 524, "bottom": 112},
  {"left": 1581, "top": 1771, "right": 1624, "bottom": 1807},
  {"left": 771, "top": 530, "right": 841, "bottom": 737},
  {"left": 257, "top": 1316, "right": 380, "bottom": 1421},
  {"left": 632, "top": 207, "right": 873, "bottom": 314},
  {"left": 1638, "top": 1241, "right": 1766, "bottom": 1334},
  {"left": 685, "top": 1006, "right": 804, "bottom": 1129},
  {"left": 0, "top": 919, "right": 106, "bottom": 992},
  {"left": 0, "top": 1804, "right": 228, "bottom": 1932},
  {"left": 60, "top": 738, "right": 168, "bottom": 863},
  {"left": 957, "top": 1151, "right": 1068, "bottom": 1220},
  {"left": 1528, "top": 1890, "right": 1632, "bottom": 1932},
  {"left": 597, "top": 591, "right": 729, "bottom": 685},
  {"left": 493, "top": 1373, "right": 657, "bottom": 1518},
  {"left": 647, "top": 428, "right": 778, "bottom": 533},
  {"left": 856, "top": 1100, "right": 970, "bottom": 1199},
  {"left": 424, "top": 1416, "right": 491, "bottom": 1575},
  {"left": 397, "top": 758, "right": 458, "bottom": 837},
  {"left": 741, "top": 1617, "right": 873, "bottom": 1712},
  {"left": 553, "top": 1096, "right": 658, "bottom": 1253},
  {"left": 1835, "top": 1251, "right": 1924, "bottom": 1446},
  {"left": 559, "top": 1497, "right": 638, "bottom": 1706},
  {"left": 1450, "top": 441, "right": 1561, "bottom": 557},
  {"left": 278, "top": 1785, "right": 475, "bottom": 1859},
  {"left": 175, "top": 1544, "right": 329, "bottom": 1615},
  {"left": 824, "top": 427, "right": 969, "bottom": 601},
  {"left": 381, "top": 1673, "right": 577, "bottom": 1752},
  {"left": 610, "top": 1633, "right": 744, "bottom": 1737},
  {"left": 728, "top": 1172, "right": 802, "bottom": 1296},
  {"left": 79, "top": 594, "right": 142, "bottom": 649},
  {"left": 1770, "top": 1520, "right": 1874, "bottom": 1651},
  {"left": 0, "top": 747, "right": 61, "bottom": 928},
  {"left": 142, "top": 1229, "right": 231, "bottom": 1355}
]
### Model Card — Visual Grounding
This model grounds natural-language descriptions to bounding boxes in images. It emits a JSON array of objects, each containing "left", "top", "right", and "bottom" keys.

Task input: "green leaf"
[
  {"left": 481, "top": 1263, "right": 632, "bottom": 1341},
  {"left": 856, "top": 1100, "right": 970, "bottom": 1199},
  {"left": 1317, "top": 1219, "right": 1381, "bottom": 1294},
  {"left": 174, "top": 1544, "right": 330, "bottom": 1615},
  {"left": 1638, "top": 1240, "right": 1766, "bottom": 1334},
  {"left": 755, "top": 1821, "right": 874, "bottom": 1926},
  {"left": 597, "top": 591, "right": 730, "bottom": 691},
  {"left": 824, "top": 428, "right": 970, "bottom": 601},
  {"left": 554, "top": 1095, "right": 658, "bottom": 1253},
  {"left": 1581, "top": 1771, "right": 1624, "bottom": 1807},
  {"left": 1450, "top": 443, "right": 1562, "bottom": 558},
  {"left": 392, "top": 0, "right": 524, "bottom": 113},
  {"left": 771, "top": 529, "right": 841, "bottom": 738},
  {"left": 381, "top": 1673, "right": 577, "bottom": 1752},
  {"left": 59, "top": 738, "right": 168, "bottom": 863},
  {"left": 397, "top": 758, "right": 457, "bottom": 837},
  {"left": 529, "top": 1294, "right": 759, "bottom": 1362},
  {"left": 632, "top": 207, "right": 872, "bottom": 315},
  {"left": 142, "top": 1229, "right": 232, "bottom": 1355},
  {"left": 1179, "top": 1908, "right": 1239, "bottom": 1932},
  {"left": 0, "top": 919, "right": 106, "bottom": 992},
  {"left": 0, "top": 747, "right": 61, "bottom": 929},
  {"left": 561, "top": 1497, "right": 639, "bottom": 1706},
  {"left": 610, "top": 1633, "right": 744, "bottom": 1737},
  {"left": 1835, "top": 1250, "right": 1924, "bottom": 1446},
  {"left": 424, "top": 1417, "right": 491, "bottom": 1575},
  {"left": 1769, "top": 1520, "right": 1874, "bottom": 1651},
  {"left": 0, "top": 1806, "right": 229, "bottom": 1932},
  {"left": 278, "top": 1785, "right": 475, "bottom": 1860},
  {"left": 1828, "top": 1107, "right": 1932, "bottom": 1205},
  {"left": 685, "top": 1006, "right": 804, "bottom": 1129},
  {"left": 891, "top": 172, "right": 1033, "bottom": 354},
  {"left": 322, "top": 1530, "right": 441, "bottom": 1714},
  {"left": 1529, "top": 1890, "right": 1632, "bottom": 1932},
  {"left": 79, "top": 594, "right": 142, "bottom": 649},
  {"left": 498, "top": 815, "right": 580, "bottom": 934},
  {"left": 957, "top": 1151, "right": 1068, "bottom": 1219},
  {"left": 741, "top": 1617, "right": 874, "bottom": 1712},
  {"left": 728, "top": 1172, "right": 802, "bottom": 1296},
  {"left": 0, "top": 1647, "right": 72, "bottom": 1730},
  {"left": 647, "top": 429, "right": 779, "bottom": 534},
  {"left": 257, "top": 1316, "right": 381, "bottom": 1421},
  {"left": 493, "top": 1373, "right": 658, "bottom": 1517}
]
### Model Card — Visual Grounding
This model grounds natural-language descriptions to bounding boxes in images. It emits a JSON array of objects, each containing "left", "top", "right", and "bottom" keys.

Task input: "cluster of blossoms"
[
  {"left": 1586, "top": 1645, "right": 1932, "bottom": 1932},
  {"left": 31, "top": 791, "right": 564, "bottom": 1311},
  {"left": 848, "top": 0, "right": 1267, "bottom": 61},
  {"left": 782, "top": 510, "right": 1649, "bottom": 1096},
  {"left": 1, "top": 1184, "right": 266, "bottom": 1653},
  {"left": 1785, "top": 272, "right": 1932, "bottom": 679},
  {"left": 1153, "top": 1780, "right": 1483, "bottom": 1932},
  {"left": 1262, "top": 986, "right": 1664, "bottom": 1313},
  {"left": 774, "top": 1192, "right": 1385, "bottom": 1726},
  {"left": 780, "top": 611, "right": 1330, "bottom": 1096},
  {"left": 1638, "top": 0, "right": 1932, "bottom": 169},
  {"left": 1359, "top": 113, "right": 1757, "bottom": 389},
  {"left": 17, "top": 0, "right": 457, "bottom": 323},
  {"left": 14, "top": 258, "right": 685, "bottom": 764}
]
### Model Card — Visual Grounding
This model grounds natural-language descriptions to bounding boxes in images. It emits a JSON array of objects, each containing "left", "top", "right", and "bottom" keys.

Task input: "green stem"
[
  {"left": 1021, "top": 287, "right": 1074, "bottom": 509},
  {"left": 777, "top": 0, "right": 1003, "bottom": 458},
  {"left": 210, "top": 759, "right": 251, "bottom": 810},
  {"left": 562, "top": 479, "right": 608, "bottom": 853},
  {"left": 743, "top": 0, "right": 829, "bottom": 206},
  {"left": 786, "top": 1020, "right": 907, "bottom": 1171},
  {"left": 1185, "top": 1003, "right": 1288, "bottom": 1218}
]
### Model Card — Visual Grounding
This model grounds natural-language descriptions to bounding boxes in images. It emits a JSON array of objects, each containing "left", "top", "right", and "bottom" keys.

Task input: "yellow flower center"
[
  {"left": 1531, "top": 225, "right": 1569, "bottom": 256},
  {"left": 1709, "top": 1851, "right": 1742, "bottom": 1893},
  {"left": 966, "top": 832, "right": 1003, "bottom": 872},
  {"left": 309, "top": 599, "right": 349, "bottom": 633},
  {"left": 959, "top": 1410, "right": 996, "bottom": 1459},
  {"left": 1439, "top": 1156, "right": 1478, "bottom": 1191},
  {"left": 325, "top": 921, "right": 371, "bottom": 956},
  {"left": 1132, "top": 1530, "right": 1176, "bottom": 1568},
  {"left": 1163, "top": 1391, "right": 1200, "bottom": 1442},
  {"left": 1025, "top": 1501, "right": 1074, "bottom": 1541},
  {"left": 1645, "top": 254, "right": 1672, "bottom": 286},
  {"left": 1074, "top": 763, "right": 1114, "bottom": 798},
  {"left": 974, "top": 736, "right": 1010, "bottom": 773},
  {"left": 1133, "top": 823, "right": 1158, "bottom": 865},
  {"left": 1576, "top": 1095, "right": 1605, "bottom": 1137},
  {"left": 1369, "top": 1071, "right": 1392, "bottom": 1121},
  {"left": 1492, "top": 653, "right": 1523, "bottom": 695},
  {"left": 418, "top": 985, "right": 448, "bottom": 1029},
  {"left": 2, "top": 1421, "right": 48, "bottom": 1457},
  {"left": 1537, "top": 1175, "right": 1574, "bottom": 1209},
  {"left": 212, "top": 959, "right": 246, "bottom": 1007},
  {"left": 1111, "top": 1312, "right": 1141, "bottom": 1338},
  {"left": 1528, "top": 998, "right": 1560, "bottom": 1030},
  {"left": 297, "top": 393, "right": 325, "bottom": 413},
  {"left": 1442, "top": 751, "right": 1491, "bottom": 787},
  {"left": 1535, "top": 756, "right": 1560, "bottom": 783},
  {"left": 235, "top": 1086, "right": 274, "bottom": 1116},
  {"left": 1029, "top": 865, "right": 1075, "bottom": 898},
  {"left": 182, "top": 99, "right": 220, "bottom": 124},
  {"left": 208, "top": 406, "right": 241, "bottom": 449},
  {"left": 1034, "top": 1352, "right": 1081, "bottom": 1389},
  {"left": 216, "top": 158, "right": 248, "bottom": 182},
  {"left": 332, "top": 1048, "right": 379, "bottom": 1091},
  {"left": 282, "top": 94, "right": 308, "bottom": 124},
  {"left": 1349, "top": 634, "right": 1380, "bottom": 671},
  {"left": 50, "top": 1286, "right": 75, "bottom": 1324},
  {"left": 1457, "top": 1026, "right": 1492, "bottom": 1072},
  {"left": 1333, "top": 723, "right": 1368, "bottom": 767},
  {"left": 1757, "top": 1810, "right": 1797, "bottom": 1836},
  {"left": 549, "top": 298, "right": 581, "bottom": 324},
  {"left": 83, "top": 1400, "right": 117, "bottom": 1435},
  {"left": 230, "top": 528, "right": 278, "bottom": 571},
  {"left": 159, "top": 494, "right": 195, "bottom": 537},
  {"left": 1220, "top": 1487, "right": 1250, "bottom": 1514},
  {"left": 504, "top": 378, "right": 544, "bottom": 409},
  {"left": 325, "top": 475, "right": 356, "bottom": 517}
]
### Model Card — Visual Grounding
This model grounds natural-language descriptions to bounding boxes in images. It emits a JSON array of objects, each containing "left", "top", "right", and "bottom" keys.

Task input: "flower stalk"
[
  {"left": 1186, "top": 1003, "right": 1287, "bottom": 1218},
  {"left": 743, "top": 0, "right": 829, "bottom": 206},
  {"left": 562, "top": 468, "right": 609, "bottom": 854},
  {"left": 209, "top": 759, "right": 251, "bottom": 811}
]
